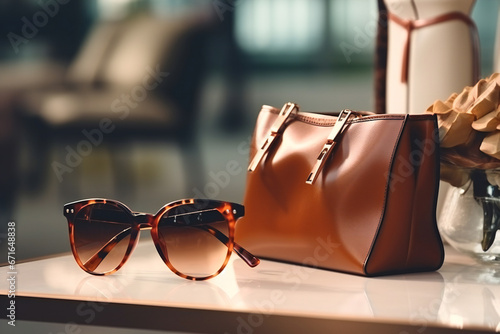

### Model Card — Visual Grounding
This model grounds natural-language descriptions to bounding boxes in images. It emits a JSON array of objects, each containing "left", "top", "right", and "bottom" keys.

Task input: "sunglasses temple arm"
[
  {"left": 82, "top": 227, "right": 133, "bottom": 272},
  {"left": 234, "top": 242, "right": 261, "bottom": 267},
  {"left": 198, "top": 226, "right": 260, "bottom": 267}
]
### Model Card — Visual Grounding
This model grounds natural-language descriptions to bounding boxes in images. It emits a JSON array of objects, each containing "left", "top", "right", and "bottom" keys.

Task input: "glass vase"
[{"left": 439, "top": 168, "right": 500, "bottom": 263}]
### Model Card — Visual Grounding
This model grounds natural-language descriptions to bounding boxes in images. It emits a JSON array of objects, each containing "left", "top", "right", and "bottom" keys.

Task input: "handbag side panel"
[
  {"left": 364, "top": 115, "right": 444, "bottom": 275},
  {"left": 236, "top": 107, "right": 409, "bottom": 276}
]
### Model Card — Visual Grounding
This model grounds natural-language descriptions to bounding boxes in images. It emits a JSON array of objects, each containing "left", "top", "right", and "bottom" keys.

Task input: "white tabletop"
[{"left": 0, "top": 241, "right": 498, "bottom": 333}]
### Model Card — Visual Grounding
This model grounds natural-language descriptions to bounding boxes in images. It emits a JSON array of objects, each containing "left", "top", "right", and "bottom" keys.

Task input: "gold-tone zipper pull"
[
  {"left": 248, "top": 102, "right": 298, "bottom": 172},
  {"left": 306, "top": 109, "right": 352, "bottom": 184}
]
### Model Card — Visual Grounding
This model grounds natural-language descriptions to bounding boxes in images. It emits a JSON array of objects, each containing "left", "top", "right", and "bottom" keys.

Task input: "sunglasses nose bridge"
[{"left": 132, "top": 212, "right": 154, "bottom": 229}]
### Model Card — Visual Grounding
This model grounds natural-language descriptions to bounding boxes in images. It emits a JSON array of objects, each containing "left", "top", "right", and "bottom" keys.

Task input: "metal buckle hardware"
[
  {"left": 248, "top": 102, "right": 299, "bottom": 172},
  {"left": 306, "top": 109, "right": 352, "bottom": 184}
]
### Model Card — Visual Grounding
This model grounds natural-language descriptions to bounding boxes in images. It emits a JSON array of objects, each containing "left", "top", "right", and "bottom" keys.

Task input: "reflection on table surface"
[{"left": 1, "top": 241, "right": 499, "bottom": 332}]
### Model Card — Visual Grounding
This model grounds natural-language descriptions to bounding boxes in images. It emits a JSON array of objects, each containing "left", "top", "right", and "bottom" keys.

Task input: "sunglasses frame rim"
[{"left": 64, "top": 198, "right": 242, "bottom": 281}]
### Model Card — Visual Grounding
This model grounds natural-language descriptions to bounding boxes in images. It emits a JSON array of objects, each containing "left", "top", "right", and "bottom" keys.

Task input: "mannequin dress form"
[{"left": 384, "top": 0, "right": 478, "bottom": 115}]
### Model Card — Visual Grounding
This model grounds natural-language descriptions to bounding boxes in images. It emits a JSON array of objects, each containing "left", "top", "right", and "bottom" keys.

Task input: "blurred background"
[{"left": 0, "top": 0, "right": 498, "bottom": 261}]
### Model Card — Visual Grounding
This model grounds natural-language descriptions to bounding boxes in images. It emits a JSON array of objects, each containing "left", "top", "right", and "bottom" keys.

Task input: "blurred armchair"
[{"left": 20, "top": 12, "right": 211, "bottom": 197}]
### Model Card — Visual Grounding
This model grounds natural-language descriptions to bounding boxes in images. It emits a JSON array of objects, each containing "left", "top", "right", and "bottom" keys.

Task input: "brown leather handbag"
[{"left": 235, "top": 103, "right": 444, "bottom": 276}]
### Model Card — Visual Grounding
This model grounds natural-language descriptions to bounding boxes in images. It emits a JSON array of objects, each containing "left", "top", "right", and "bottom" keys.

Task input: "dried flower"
[{"left": 426, "top": 73, "right": 500, "bottom": 186}]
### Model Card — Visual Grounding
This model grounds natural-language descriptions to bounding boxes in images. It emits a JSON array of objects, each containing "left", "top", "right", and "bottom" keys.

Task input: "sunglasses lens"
[
  {"left": 157, "top": 205, "right": 231, "bottom": 279},
  {"left": 72, "top": 203, "right": 133, "bottom": 274}
]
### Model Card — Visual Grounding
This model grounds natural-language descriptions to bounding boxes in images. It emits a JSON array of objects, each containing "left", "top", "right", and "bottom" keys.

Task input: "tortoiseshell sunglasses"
[{"left": 63, "top": 198, "right": 260, "bottom": 280}]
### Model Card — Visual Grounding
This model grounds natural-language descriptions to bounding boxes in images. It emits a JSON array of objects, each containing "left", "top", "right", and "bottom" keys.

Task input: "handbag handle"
[
  {"left": 306, "top": 109, "right": 353, "bottom": 184},
  {"left": 248, "top": 102, "right": 299, "bottom": 172},
  {"left": 247, "top": 102, "right": 355, "bottom": 184}
]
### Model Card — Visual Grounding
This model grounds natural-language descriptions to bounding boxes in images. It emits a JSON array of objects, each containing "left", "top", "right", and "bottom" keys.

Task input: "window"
[{"left": 234, "top": 0, "right": 377, "bottom": 67}]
